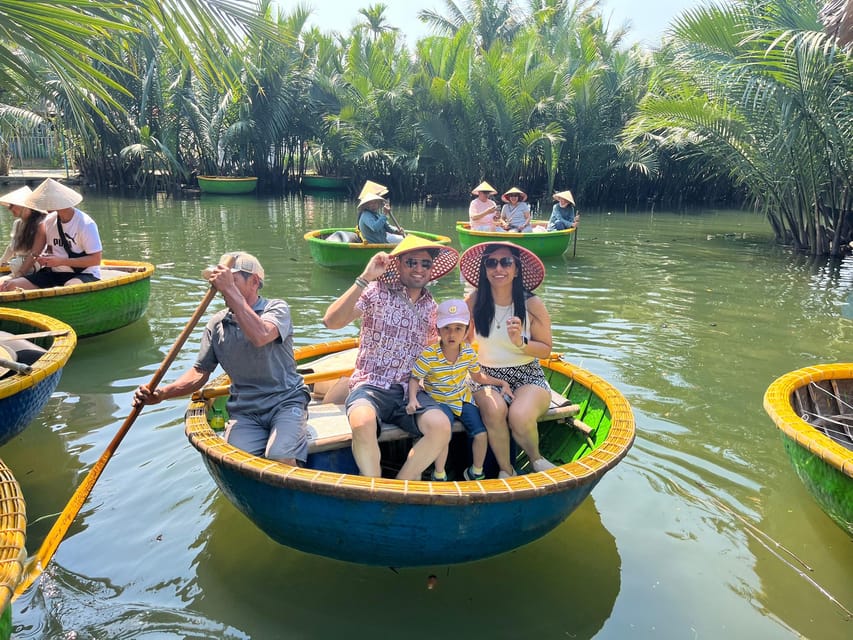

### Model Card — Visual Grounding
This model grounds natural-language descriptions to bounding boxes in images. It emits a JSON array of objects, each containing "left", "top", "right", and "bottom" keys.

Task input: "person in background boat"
[
  {"left": 323, "top": 234, "right": 459, "bottom": 480},
  {"left": 356, "top": 193, "right": 403, "bottom": 244},
  {"left": 1, "top": 179, "right": 102, "bottom": 291},
  {"left": 460, "top": 242, "right": 556, "bottom": 478},
  {"left": 498, "top": 187, "right": 532, "bottom": 233},
  {"left": 0, "top": 186, "right": 46, "bottom": 288},
  {"left": 407, "top": 299, "right": 512, "bottom": 481},
  {"left": 133, "top": 252, "right": 310, "bottom": 466},
  {"left": 547, "top": 190, "right": 580, "bottom": 231},
  {"left": 468, "top": 181, "right": 500, "bottom": 231}
]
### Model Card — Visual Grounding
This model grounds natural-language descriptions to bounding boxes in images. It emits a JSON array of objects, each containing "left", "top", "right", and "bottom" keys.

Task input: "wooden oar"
[
  {"left": 572, "top": 223, "right": 578, "bottom": 258},
  {"left": 12, "top": 257, "right": 234, "bottom": 600},
  {"left": 0, "top": 330, "right": 70, "bottom": 343}
]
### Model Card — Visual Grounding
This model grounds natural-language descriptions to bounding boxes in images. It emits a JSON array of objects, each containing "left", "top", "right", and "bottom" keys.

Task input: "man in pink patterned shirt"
[{"left": 323, "top": 235, "right": 459, "bottom": 479}]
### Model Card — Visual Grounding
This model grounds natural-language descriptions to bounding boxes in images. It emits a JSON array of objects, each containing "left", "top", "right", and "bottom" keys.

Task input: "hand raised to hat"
[{"left": 361, "top": 251, "right": 391, "bottom": 283}]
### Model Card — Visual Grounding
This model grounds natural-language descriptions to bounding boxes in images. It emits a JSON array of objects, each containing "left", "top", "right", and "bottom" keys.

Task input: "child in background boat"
[{"left": 407, "top": 299, "right": 513, "bottom": 481}]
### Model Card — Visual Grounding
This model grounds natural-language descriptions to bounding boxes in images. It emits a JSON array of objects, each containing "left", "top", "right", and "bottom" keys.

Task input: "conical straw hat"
[
  {"left": 24, "top": 178, "right": 82, "bottom": 212},
  {"left": 358, "top": 180, "right": 389, "bottom": 200},
  {"left": 357, "top": 193, "right": 387, "bottom": 212},
  {"left": 501, "top": 187, "right": 527, "bottom": 203},
  {"left": 379, "top": 234, "right": 459, "bottom": 285},
  {"left": 459, "top": 241, "right": 545, "bottom": 290},
  {"left": 471, "top": 181, "right": 497, "bottom": 195},
  {"left": 0, "top": 186, "right": 33, "bottom": 208},
  {"left": 553, "top": 190, "right": 575, "bottom": 205}
]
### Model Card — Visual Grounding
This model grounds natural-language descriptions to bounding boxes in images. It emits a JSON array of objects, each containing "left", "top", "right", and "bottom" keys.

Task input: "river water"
[{"left": 1, "top": 191, "right": 851, "bottom": 639}]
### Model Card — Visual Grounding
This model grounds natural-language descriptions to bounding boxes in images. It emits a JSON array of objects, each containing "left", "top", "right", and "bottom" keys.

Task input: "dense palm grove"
[{"left": 1, "top": 0, "right": 852, "bottom": 255}]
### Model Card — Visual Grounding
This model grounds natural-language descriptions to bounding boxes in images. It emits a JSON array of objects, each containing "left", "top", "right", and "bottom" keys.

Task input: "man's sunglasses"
[
  {"left": 484, "top": 257, "right": 515, "bottom": 269},
  {"left": 404, "top": 258, "right": 434, "bottom": 269}
]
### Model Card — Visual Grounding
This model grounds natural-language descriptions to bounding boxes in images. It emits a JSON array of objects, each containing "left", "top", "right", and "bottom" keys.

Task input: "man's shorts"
[{"left": 345, "top": 384, "right": 443, "bottom": 437}]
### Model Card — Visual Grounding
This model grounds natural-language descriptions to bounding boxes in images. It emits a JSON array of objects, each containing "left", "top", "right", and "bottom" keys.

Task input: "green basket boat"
[
  {"left": 301, "top": 175, "right": 350, "bottom": 191},
  {"left": 456, "top": 220, "right": 575, "bottom": 257},
  {"left": 304, "top": 228, "right": 453, "bottom": 270},
  {"left": 763, "top": 363, "right": 853, "bottom": 536},
  {"left": 0, "top": 260, "right": 154, "bottom": 338},
  {"left": 197, "top": 176, "right": 258, "bottom": 194},
  {"left": 0, "top": 457, "right": 25, "bottom": 639}
]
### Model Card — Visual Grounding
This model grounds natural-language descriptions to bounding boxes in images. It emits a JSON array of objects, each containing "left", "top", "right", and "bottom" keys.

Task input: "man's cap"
[{"left": 220, "top": 251, "right": 265, "bottom": 283}]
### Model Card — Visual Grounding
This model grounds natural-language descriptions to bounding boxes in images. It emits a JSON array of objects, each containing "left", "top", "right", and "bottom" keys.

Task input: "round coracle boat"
[
  {"left": 763, "top": 363, "right": 853, "bottom": 536},
  {"left": 0, "top": 260, "right": 154, "bottom": 337},
  {"left": 304, "top": 229, "right": 453, "bottom": 270},
  {"left": 0, "top": 457, "right": 25, "bottom": 638},
  {"left": 185, "top": 338, "right": 636, "bottom": 566},
  {"left": 456, "top": 220, "right": 575, "bottom": 257},
  {"left": 197, "top": 176, "right": 258, "bottom": 194},
  {"left": 0, "top": 308, "right": 77, "bottom": 446}
]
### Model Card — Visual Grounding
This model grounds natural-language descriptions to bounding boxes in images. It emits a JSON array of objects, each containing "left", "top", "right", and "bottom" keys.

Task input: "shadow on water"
[{"left": 187, "top": 494, "right": 621, "bottom": 640}]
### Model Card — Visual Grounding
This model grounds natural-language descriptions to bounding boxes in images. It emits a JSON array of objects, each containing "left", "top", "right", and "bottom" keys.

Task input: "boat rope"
[
  {"left": 799, "top": 411, "right": 853, "bottom": 438},
  {"left": 675, "top": 483, "right": 853, "bottom": 619}
]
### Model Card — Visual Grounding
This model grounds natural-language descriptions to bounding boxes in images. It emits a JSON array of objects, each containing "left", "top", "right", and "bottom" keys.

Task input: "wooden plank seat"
[{"left": 306, "top": 391, "right": 580, "bottom": 454}]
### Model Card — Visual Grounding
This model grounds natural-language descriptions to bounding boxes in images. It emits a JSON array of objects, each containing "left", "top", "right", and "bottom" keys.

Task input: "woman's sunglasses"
[
  {"left": 484, "top": 257, "right": 515, "bottom": 269},
  {"left": 403, "top": 258, "right": 434, "bottom": 269}
]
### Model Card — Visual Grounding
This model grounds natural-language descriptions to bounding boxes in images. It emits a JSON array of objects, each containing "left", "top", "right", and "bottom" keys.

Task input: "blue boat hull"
[
  {"left": 0, "top": 370, "right": 62, "bottom": 446},
  {"left": 204, "top": 458, "right": 599, "bottom": 565}
]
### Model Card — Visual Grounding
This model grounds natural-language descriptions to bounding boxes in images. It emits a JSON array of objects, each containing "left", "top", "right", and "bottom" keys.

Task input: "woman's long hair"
[
  {"left": 472, "top": 244, "right": 530, "bottom": 338},
  {"left": 12, "top": 208, "right": 45, "bottom": 253}
]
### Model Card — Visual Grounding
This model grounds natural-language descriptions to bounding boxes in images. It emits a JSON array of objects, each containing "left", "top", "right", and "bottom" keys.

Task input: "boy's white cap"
[{"left": 436, "top": 299, "right": 469, "bottom": 328}]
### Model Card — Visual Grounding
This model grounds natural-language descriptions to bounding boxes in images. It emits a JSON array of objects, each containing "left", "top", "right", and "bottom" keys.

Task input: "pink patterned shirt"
[{"left": 350, "top": 281, "right": 438, "bottom": 391}]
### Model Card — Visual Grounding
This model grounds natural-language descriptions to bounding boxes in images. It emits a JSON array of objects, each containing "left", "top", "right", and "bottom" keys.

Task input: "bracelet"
[{"left": 354, "top": 277, "right": 369, "bottom": 288}]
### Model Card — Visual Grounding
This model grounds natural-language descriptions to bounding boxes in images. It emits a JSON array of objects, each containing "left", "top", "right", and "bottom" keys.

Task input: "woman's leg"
[{"left": 507, "top": 385, "right": 551, "bottom": 463}]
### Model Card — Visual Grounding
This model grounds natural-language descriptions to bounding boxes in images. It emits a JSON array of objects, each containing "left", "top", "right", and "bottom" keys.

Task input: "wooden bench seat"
[{"left": 306, "top": 391, "right": 580, "bottom": 454}]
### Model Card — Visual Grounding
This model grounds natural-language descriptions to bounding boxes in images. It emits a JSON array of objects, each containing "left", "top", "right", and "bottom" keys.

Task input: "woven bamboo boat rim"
[
  {"left": 303, "top": 229, "right": 453, "bottom": 248},
  {"left": 456, "top": 221, "right": 576, "bottom": 238},
  {"left": 186, "top": 339, "right": 635, "bottom": 505},
  {"left": 763, "top": 362, "right": 853, "bottom": 479},
  {"left": 0, "top": 259, "right": 154, "bottom": 303},
  {"left": 0, "top": 458, "right": 26, "bottom": 617},
  {"left": 0, "top": 308, "right": 77, "bottom": 401},
  {"left": 198, "top": 176, "right": 258, "bottom": 181}
]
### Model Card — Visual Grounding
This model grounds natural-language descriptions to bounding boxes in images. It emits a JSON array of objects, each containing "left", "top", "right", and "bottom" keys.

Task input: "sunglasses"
[
  {"left": 403, "top": 258, "right": 434, "bottom": 269},
  {"left": 484, "top": 257, "right": 515, "bottom": 269}
]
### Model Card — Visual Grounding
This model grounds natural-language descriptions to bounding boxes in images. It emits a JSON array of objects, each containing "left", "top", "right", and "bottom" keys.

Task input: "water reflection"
[
  {"left": 2, "top": 198, "right": 851, "bottom": 638},
  {"left": 189, "top": 496, "right": 621, "bottom": 639}
]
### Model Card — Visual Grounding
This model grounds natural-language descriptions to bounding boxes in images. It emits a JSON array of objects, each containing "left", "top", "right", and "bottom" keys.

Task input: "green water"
[{"left": 1, "top": 192, "right": 851, "bottom": 639}]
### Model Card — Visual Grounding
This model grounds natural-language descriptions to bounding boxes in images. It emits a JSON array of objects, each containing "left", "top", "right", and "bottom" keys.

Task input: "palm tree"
[
  {"left": 356, "top": 3, "right": 400, "bottom": 40},
  {"left": 624, "top": 0, "right": 853, "bottom": 255},
  {"left": 418, "top": 0, "right": 525, "bottom": 51}
]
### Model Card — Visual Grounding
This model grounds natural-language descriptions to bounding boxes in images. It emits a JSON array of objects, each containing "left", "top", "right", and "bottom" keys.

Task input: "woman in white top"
[
  {"left": 460, "top": 241, "right": 555, "bottom": 478},
  {"left": 468, "top": 181, "right": 499, "bottom": 231}
]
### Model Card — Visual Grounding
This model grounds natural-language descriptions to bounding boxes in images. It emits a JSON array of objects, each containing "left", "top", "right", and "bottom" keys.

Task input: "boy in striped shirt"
[{"left": 407, "top": 299, "right": 513, "bottom": 480}]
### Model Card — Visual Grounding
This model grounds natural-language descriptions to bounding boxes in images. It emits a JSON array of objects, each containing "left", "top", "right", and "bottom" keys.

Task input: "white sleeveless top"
[{"left": 476, "top": 303, "right": 534, "bottom": 368}]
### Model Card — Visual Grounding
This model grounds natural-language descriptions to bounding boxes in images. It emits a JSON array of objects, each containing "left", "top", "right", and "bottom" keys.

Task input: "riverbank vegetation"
[{"left": 1, "top": 0, "right": 852, "bottom": 255}]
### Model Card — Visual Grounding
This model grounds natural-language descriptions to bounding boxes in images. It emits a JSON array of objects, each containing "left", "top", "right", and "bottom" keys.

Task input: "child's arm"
[
  {"left": 406, "top": 376, "right": 423, "bottom": 414},
  {"left": 470, "top": 370, "right": 514, "bottom": 401}
]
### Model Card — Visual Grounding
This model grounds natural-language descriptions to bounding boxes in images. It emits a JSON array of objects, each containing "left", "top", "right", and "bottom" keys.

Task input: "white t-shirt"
[{"left": 43, "top": 208, "right": 102, "bottom": 277}]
